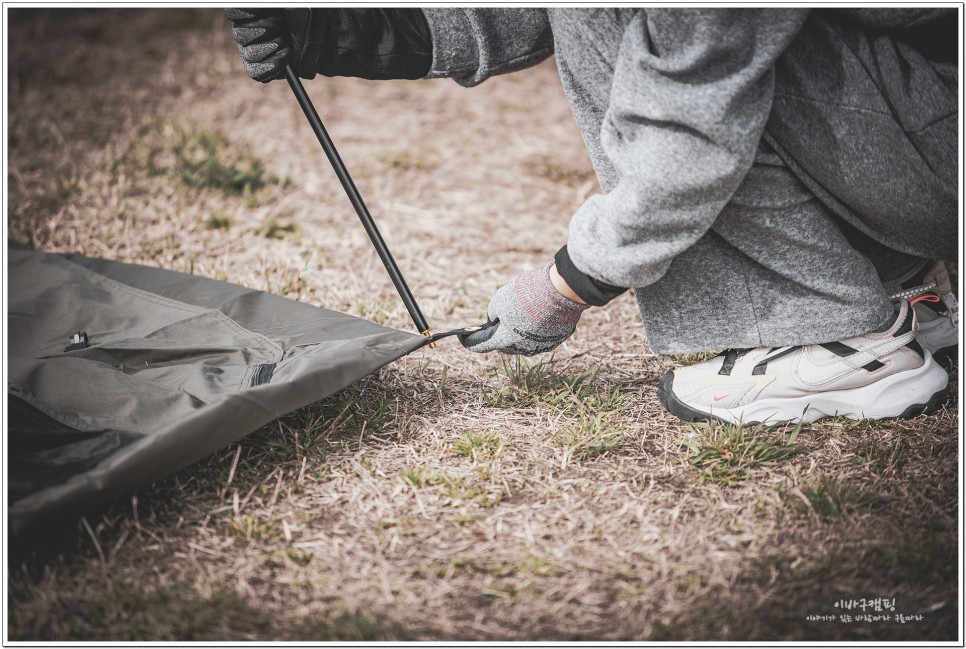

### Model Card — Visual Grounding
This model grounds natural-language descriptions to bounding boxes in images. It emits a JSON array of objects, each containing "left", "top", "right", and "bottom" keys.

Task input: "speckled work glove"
[
  {"left": 225, "top": 9, "right": 301, "bottom": 82},
  {"left": 225, "top": 8, "right": 432, "bottom": 83},
  {"left": 460, "top": 263, "right": 590, "bottom": 356}
]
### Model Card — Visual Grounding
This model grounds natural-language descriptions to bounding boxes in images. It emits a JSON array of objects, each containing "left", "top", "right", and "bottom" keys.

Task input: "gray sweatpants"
[{"left": 580, "top": 11, "right": 957, "bottom": 352}]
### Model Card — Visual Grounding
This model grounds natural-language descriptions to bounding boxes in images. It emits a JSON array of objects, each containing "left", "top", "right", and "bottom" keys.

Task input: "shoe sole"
[{"left": 657, "top": 354, "right": 950, "bottom": 426}]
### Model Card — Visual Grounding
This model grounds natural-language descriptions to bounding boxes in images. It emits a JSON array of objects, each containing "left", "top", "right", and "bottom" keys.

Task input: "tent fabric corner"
[{"left": 7, "top": 247, "right": 428, "bottom": 539}]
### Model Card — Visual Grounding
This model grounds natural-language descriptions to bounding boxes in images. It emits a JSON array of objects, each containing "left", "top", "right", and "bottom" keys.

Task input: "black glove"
[
  {"left": 225, "top": 8, "right": 433, "bottom": 83},
  {"left": 225, "top": 8, "right": 297, "bottom": 82}
]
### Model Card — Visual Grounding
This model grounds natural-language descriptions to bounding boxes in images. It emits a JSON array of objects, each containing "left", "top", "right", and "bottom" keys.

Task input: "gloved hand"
[
  {"left": 225, "top": 9, "right": 304, "bottom": 82},
  {"left": 225, "top": 8, "right": 433, "bottom": 83},
  {"left": 460, "top": 263, "right": 590, "bottom": 356}
]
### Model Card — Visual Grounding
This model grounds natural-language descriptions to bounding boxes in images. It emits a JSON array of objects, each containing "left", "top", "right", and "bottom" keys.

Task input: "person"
[{"left": 225, "top": 8, "right": 958, "bottom": 425}]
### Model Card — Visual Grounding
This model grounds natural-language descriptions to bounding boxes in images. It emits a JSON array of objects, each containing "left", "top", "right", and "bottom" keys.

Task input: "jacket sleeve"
[
  {"left": 421, "top": 9, "right": 554, "bottom": 86},
  {"left": 310, "top": 9, "right": 434, "bottom": 80},
  {"left": 563, "top": 9, "right": 809, "bottom": 294}
]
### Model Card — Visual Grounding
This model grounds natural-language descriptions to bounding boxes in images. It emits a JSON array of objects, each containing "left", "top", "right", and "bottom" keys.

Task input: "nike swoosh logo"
[{"left": 713, "top": 394, "right": 728, "bottom": 401}]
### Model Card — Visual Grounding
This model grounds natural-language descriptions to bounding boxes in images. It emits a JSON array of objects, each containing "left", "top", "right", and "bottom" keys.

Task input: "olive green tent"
[{"left": 7, "top": 245, "right": 430, "bottom": 539}]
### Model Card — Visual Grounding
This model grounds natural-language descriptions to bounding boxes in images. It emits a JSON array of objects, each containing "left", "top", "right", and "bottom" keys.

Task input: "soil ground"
[{"left": 5, "top": 9, "right": 961, "bottom": 642}]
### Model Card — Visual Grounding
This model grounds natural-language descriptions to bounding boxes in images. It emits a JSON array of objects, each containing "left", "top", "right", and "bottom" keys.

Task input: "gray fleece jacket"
[
  {"left": 421, "top": 8, "right": 957, "bottom": 302},
  {"left": 423, "top": 8, "right": 807, "bottom": 296}
]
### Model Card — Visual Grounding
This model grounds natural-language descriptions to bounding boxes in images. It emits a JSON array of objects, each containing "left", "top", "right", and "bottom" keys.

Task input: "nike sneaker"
[
  {"left": 883, "top": 259, "right": 959, "bottom": 364},
  {"left": 657, "top": 300, "right": 949, "bottom": 425}
]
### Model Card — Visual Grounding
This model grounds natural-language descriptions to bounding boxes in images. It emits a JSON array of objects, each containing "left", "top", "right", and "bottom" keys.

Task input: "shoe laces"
[{"left": 889, "top": 281, "right": 937, "bottom": 302}]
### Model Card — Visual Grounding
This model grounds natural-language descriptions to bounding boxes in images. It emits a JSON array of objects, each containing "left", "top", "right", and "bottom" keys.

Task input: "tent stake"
[{"left": 284, "top": 65, "right": 432, "bottom": 339}]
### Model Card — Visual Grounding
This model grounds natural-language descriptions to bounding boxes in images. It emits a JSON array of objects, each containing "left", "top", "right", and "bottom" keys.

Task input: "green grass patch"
[
  {"left": 399, "top": 467, "right": 426, "bottom": 488},
  {"left": 398, "top": 468, "right": 500, "bottom": 505},
  {"left": 451, "top": 430, "right": 508, "bottom": 461},
  {"left": 483, "top": 358, "right": 628, "bottom": 458},
  {"left": 399, "top": 467, "right": 461, "bottom": 491},
  {"left": 522, "top": 552, "right": 555, "bottom": 577},
  {"left": 785, "top": 475, "right": 878, "bottom": 518},
  {"left": 305, "top": 381, "right": 396, "bottom": 437},
  {"left": 255, "top": 214, "right": 299, "bottom": 240},
  {"left": 262, "top": 266, "right": 307, "bottom": 299},
  {"left": 485, "top": 357, "right": 625, "bottom": 417},
  {"left": 355, "top": 299, "right": 394, "bottom": 327},
  {"left": 324, "top": 383, "right": 395, "bottom": 435},
  {"left": 487, "top": 562, "right": 518, "bottom": 578},
  {"left": 684, "top": 419, "right": 804, "bottom": 485},
  {"left": 549, "top": 407, "right": 624, "bottom": 457},
  {"left": 221, "top": 514, "right": 284, "bottom": 542},
  {"left": 204, "top": 208, "right": 233, "bottom": 230},
  {"left": 823, "top": 416, "right": 895, "bottom": 436},
  {"left": 172, "top": 128, "right": 276, "bottom": 194},
  {"left": 856, "top": 437, "right": 908, "bottom": 474}
]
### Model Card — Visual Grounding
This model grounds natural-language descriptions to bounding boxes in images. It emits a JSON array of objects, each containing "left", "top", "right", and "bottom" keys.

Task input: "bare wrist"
[{"left": 549, "top": 263, "right": 588, "bottom": 305}]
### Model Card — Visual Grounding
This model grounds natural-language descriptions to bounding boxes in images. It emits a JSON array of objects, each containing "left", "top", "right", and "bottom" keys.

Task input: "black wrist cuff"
[
  {"left": 316, "top": 9, "right": 433, "bottom": 80},
  {"left": 554, "top": 245, "right": 627, "bottom": 307}
]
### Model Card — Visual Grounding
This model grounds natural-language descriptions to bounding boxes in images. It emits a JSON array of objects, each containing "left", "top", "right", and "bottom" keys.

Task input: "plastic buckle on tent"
[{"left": 64, "top": 331, "right": 90, "bottom": 352}]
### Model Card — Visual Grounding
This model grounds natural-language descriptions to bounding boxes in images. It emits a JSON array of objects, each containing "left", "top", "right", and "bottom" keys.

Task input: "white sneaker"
[
  {"left": 883, "top": 259, "right": 959, "bottom": 363},
  {"left": 657, "top": 301, "right": 949, "bottom": 425}
]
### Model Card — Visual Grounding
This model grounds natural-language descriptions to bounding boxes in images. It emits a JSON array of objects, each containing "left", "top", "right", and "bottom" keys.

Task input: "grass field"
[{"left": 6, "top": 9, "right": 961, "bottom": 641}]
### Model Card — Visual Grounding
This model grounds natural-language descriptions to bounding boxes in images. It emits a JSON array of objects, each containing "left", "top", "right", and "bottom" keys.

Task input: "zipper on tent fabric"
[{"left": 249, "top": 363, "right": 276, "bottom": 387}]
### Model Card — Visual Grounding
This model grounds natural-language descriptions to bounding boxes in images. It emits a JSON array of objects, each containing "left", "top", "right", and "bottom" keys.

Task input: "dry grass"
[{"left": 5, "top": 9, "right": 961, "bottom": 642}]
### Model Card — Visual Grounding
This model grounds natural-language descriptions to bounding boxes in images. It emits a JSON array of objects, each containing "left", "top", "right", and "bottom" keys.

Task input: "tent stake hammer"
[{"left": 284, "top": 65, "right": 432, "bottom": 339}]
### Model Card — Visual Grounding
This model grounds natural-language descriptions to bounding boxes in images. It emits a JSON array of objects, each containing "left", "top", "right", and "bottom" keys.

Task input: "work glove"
[
  {"left": 225, "top": 8, "right": 433, "bottom": 83},
  {"left": 225, "top": 8, "right": 300, "bottom": 82},
  {"left": 460, "top": 263, "right": 590, "bottom": 356}
]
